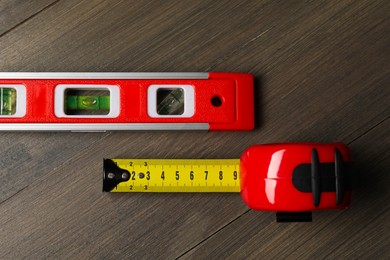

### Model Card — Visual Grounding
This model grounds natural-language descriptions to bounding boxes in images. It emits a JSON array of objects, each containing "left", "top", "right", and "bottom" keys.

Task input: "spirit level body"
[{"left": 0, "top": 72, "right": 254, "bottom": 131}]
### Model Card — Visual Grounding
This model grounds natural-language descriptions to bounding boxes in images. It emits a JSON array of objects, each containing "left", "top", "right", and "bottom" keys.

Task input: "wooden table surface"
[{"left": 0, "top": 0, "right": 389, "bottom": 259}]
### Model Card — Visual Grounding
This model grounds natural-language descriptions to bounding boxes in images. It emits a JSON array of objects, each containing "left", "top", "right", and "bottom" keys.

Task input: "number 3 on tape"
[
  {"left": 0, "top": 72, "right": 254, "bottom": 131},
  {"left": 103, "top": 143, "right": 354, "bottom": 222}
]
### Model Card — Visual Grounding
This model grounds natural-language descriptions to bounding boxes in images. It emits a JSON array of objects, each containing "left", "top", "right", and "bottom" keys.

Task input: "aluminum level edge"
[
  {"left": 0, "top": 72, "right": 209, "bottom": 79},
  {"left": 0, "top": 123, "right": 209, "bottom": 131}
]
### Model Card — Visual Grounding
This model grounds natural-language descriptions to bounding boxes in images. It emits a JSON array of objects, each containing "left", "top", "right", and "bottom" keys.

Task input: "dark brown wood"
[
  {"left": 182, "top": 119, "right": 390, "bottom": 259},
  {"left": 0, "top": 0, "right": 389, "bottom": 258},
  {"left": 0, "top": 0, "right": 58, "bottom": 36}
]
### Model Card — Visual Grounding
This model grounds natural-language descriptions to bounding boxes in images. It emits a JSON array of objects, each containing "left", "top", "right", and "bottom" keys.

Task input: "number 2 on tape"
[
  {"left": 0, "top": 72, "right": 254, "bottom": 131},
  {"left": 103, "top": 143, "right": 354, "bottom": 222}
]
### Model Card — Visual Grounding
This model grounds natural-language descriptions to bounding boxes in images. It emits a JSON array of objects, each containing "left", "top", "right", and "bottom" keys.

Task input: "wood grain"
[
  {"left": 0, "top": 0, "right": 389, "bottom": 258},
  {"left": 0, "top": 0, "right": 58, "bottom": 36},
  {"left": 182, "top": 119, "right": 390, "bottom": 259}
]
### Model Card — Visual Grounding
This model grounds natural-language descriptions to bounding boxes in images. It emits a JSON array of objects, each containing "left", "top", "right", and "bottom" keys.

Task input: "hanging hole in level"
[{"left": 211, "top": 96, "right": 222, "bottom": 107}]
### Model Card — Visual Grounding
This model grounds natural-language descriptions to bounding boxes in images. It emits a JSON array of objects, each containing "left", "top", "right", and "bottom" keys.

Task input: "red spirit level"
[
  {"left": 0, "top": 72, "right": 253, "bottom": 131},
  {"left": 103, "top": 143, "right": 354, "bottom": 222}
]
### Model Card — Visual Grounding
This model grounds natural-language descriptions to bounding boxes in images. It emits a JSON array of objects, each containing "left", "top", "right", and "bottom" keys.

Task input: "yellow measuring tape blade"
[{"left": 109, "top": 159, "right": 241, "bottom": 192}]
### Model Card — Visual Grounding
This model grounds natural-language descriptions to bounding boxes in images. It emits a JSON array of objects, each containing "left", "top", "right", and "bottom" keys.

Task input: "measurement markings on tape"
[
  {"left": 103, "top": 143, "right": 355, "bottom": 222},
  {"left": 103, "top": 159, "right": 240, "bottom": 192}
]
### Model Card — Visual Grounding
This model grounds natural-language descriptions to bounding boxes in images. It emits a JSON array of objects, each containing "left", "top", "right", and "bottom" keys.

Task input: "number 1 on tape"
[
  {"left": 103, "top": 143, "right": 354, "bottom": 222},
  {"left": 104, "top": 159, "right": 240, "bottom": 192}
]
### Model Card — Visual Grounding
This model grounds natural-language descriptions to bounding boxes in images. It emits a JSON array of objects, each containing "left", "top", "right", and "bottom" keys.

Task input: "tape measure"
[
  {"left": 0, "top": 72, "right": 254, "bottom": 131},
  {"left": 103, "top": 143, "right": 354, "bottom": 222}
]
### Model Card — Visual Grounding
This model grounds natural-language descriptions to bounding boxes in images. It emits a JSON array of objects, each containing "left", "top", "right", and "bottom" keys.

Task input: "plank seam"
[
  {"left": 0, "top": 0, "right": 62, "bottom": 39},
  {"left": 175, "top": 209, "right": 252, "bottom": 259},
  {"left": 0, "top": 185, "right": 29, "bottom": 207},
  {"left": 348, "top": 116, "right": 389, "bottom": 145}
]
